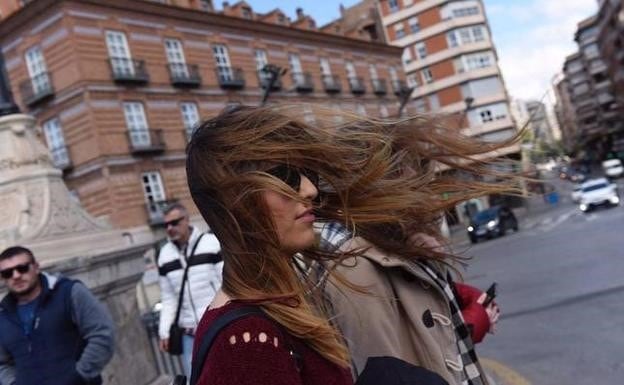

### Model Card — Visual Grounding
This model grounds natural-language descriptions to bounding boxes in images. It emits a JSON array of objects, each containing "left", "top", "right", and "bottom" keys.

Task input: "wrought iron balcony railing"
[
  {"left": 168, "top": 63, "right": 201, "bottom": 87},
  {"left": 109, "top": 58, "right": 149, "bottom": 84},
  {"left": 19, "top": 72, "right": 54, "bottom": 107}
]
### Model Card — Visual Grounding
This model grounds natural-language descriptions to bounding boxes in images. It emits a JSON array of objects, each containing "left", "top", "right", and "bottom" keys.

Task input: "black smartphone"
[{"left": 482, "top": 282, "right": 497, "bottom": 307}]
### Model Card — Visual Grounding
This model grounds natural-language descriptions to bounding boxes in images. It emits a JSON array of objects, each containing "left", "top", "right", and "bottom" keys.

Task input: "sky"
[{"left": 238, "top": 0, "right": 598, "bottom": 103}]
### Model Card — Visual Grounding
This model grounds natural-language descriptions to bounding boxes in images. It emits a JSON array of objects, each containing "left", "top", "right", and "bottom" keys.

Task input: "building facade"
[
  {"left": 0, "top": 0, "right": 404, "bottom": 229},
  {"left": 375, "top": 0, "right": 519, "bottom": 153},
  {"left": 553, "top": 73, "right": 579, "bottom": 153},
  {"left": 557, "top": 14, "right": 621, "bottom": 160},
  {"left": 596, "top": 0, "right": 624, "bottom": 158}
]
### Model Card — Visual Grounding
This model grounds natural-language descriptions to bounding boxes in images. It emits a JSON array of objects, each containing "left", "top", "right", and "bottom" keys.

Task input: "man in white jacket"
[{"left": 157, "top": 203, "right": 223, "bottom": 377}]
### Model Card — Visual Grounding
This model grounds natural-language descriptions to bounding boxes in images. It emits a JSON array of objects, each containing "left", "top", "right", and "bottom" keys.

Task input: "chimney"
[
  {"left": 296, "top": 7, "right": 304, "bottom": 19},
  {"left": 340, "top": 4, "right": 345, "bottom": 16},
  {"left": 222, "top": 1, "right": 229, "bottom": 10}
]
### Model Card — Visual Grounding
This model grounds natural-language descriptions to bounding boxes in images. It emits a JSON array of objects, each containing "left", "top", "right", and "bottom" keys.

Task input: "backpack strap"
[{"left": 189, "top": 306, "right": 301, "bottom": 385}]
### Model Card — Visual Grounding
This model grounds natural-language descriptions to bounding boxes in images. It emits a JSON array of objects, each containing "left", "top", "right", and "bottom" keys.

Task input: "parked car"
[
  {"left": 559, "top": 166, "right": 585, "bottom": 182},
  {"left": 602, "top": 159, "right": 624, "bottom": 179},
  {"left": 467, "top": 206, "right": 519, "bottom": 244},
  {"left": 578, "top": 178, "right": 620, "bottom": 212},
  {"left": 571, "top": 184, "right": 583, "bottom": 203}
]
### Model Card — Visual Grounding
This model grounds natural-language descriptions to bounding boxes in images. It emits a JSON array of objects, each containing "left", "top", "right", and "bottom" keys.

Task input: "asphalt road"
[{"left": 452, "top": 178, "right": 624, "bottom": 385}]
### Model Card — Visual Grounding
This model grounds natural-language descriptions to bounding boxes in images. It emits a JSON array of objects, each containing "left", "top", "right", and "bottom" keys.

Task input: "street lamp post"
[
  {"left": 397, "top": 85, "right": 415, "bottom": 118},
  {"left": 260, "top": 64, "right": 287, "bottom": 106}
]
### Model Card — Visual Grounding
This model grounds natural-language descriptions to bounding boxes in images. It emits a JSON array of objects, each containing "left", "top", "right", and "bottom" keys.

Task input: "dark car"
[{"left": 467, "top": 206, "right": 518, "bottom": 244}]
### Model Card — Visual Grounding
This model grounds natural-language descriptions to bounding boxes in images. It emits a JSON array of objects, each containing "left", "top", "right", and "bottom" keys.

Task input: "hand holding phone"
[{"left": 482, "top": 282, "right": 497, "bottom": 307}]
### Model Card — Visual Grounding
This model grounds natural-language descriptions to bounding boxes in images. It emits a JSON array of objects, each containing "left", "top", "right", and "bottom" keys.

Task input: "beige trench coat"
[{"left": 325, "top": 237, "right": 489, "bottom": 385}]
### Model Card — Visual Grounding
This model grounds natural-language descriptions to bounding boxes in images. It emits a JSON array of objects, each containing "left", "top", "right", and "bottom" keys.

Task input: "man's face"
[
  {"left": 0, "top": 253, "right": 40, "bottom": 297},
  {"left": 164, "top": 209, "right": 190, "bottom": 244}
]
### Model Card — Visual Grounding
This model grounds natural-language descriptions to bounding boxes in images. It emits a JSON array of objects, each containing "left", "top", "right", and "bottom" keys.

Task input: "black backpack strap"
[{"left": 189, "top": 305, "right": 303, "bottom": 385}]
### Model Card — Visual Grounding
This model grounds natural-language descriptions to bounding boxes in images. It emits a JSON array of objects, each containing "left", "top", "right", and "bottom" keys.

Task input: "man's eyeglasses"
[
  {"left": 266, "top": 165, "right": 319, "bottom": 192},
  {"left": 0, "top": 263, "right": 32, "bottom": 279},
  {"left": 164, "top": 217, "right": 186, "bottom": 228}
]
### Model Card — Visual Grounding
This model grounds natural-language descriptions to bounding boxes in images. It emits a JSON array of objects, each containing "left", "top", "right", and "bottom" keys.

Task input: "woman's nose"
[{"left": 299, "top": 174, "right": 318, "bottom": 201}]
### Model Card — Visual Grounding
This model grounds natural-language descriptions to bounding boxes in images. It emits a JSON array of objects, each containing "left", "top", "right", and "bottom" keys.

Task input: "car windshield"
[
  {"left": 582, "top": 183, "right": 609, "bottom": 192},
  {"left": 472, "top": 208, "right": 498, "bottom": 223}
]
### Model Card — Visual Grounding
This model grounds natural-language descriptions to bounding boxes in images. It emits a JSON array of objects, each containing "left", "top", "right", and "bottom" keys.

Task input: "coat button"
[{"left": 422, "top": 309, "right": 434, "bottom": 328}]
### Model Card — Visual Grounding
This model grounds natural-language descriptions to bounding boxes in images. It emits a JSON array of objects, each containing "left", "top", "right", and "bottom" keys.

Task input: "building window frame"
[
  {"left": 422, "top": 67, "right": 433, "bottom": 83},
  {"left": 180, "top": 102, "right": 200, "bottom": 139},
  {"left": 408, "top": 17, "right": 420, "bottom": 34},
  {"left": 123, "top": 101, "right": 150, "bottom": 147},
  {"left": 388, "top": 0, "right": 400, "bottom": 13},
  {"left": 42, "top": 117, "right": 70, "bottom": 169},
  {"left": 24, "top": 46, "right": 50, "bottom": 94},
  {"left": 105, "top": 30, "right": 134, "bottom": 76},
  {"left": 415, "top": 42, "right": 427, "bottom": 60}
]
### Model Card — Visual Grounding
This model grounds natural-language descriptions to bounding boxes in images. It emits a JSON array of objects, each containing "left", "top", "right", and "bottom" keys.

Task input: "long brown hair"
[{"left": 186, "top": 104, "right": 520, "bottom": 366}]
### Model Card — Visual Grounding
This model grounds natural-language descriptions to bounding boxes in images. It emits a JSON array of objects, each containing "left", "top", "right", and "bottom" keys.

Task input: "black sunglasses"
[
  {"left": 0, "top": 263, "right": 32, "bottom": 279},
  {"left": 266, "top": 165, "right": 319, "bottom": 192},
  {"left": 164, "top": 216, "right": 186, "bottom": 228}
]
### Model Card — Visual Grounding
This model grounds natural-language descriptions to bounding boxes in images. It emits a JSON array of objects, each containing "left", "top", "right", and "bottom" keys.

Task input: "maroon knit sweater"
[{"left": 193, "top": 302, "right": 354, "bottom": 385}]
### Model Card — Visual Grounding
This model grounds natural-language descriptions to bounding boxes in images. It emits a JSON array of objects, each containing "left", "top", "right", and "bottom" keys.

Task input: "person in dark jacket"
[{"left": 0, "top": 246, "right": 115, "bottom": 385}]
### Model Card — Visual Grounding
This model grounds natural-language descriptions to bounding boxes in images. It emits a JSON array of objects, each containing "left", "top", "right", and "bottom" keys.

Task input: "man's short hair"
[
  {"left": 0, "top": 246, "right": 36, "bottom": 262},
  {"left": 163, "top": 202, "right": 188, "bottom": 217}
]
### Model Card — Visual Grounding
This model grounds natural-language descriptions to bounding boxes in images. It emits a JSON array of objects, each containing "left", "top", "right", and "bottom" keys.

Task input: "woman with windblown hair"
[{"left": 185, "top": 105, "right": 514, "bottom": 385}]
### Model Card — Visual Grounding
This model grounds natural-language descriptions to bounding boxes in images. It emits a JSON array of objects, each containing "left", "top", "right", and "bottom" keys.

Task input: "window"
[
  {"left": 447, "top": 31, "right": 458, "bottom": 48},
  {"left": 278, "top": 14, "right": 286, "bottom": 24},
  {"left": 123, "top": 102, "right": 150, "bottom": 146},
  {"left": 422, "top": 67, "right": 433, "bottom": 83},
  {"left": 241, "top": 7, "right": 252, "bottom": 19},
  {"left": 413, "top": 98, "right": 427, "bottom": 113},
  {"left": 213, "top": 44, "right": 233, "bottom": 81},
  {"left": 379, "top": 104, "right": 389, "bottom": 118},
  {"left": 199, "top": 0, "right": 213, "bottom": 11},
  {"left": 480, "top": 109, "right": 493, "bottom": 123},
  {"left": 388, "top": 0, "right": 399, "bottom": 13},
  {"left": 142, "top": 171, "right": 166, "bottom": 216},
  {"left": 320, "top": 58, "right": 332, "bottom": 76},
  {"left": 369, "top": 64, "right": 378, "bottom": 80},
  {"left": 460, "top": 51, "right": 494, "bottom": 72},
  {"left": 345, "top": 61, "right": 356, "bottom": 78},
  {"left": 402, "top": 47, "right": 413, "bottom": 65},
  {"left": 180, "top": 102, "right": 200, "bottom": 138},
  {"left": 255, "top": 49, "right": 269, "bottom": 82},
  {"left": 415, "top": 42, "right": 427, "bottom": 60},
  {"left": 24, "top": 46, "right": 50, "bottom": 94},
  {"left": 356, "top": 103, "right": 367, "bottom": 116},
  {"left": 42, "top": 118, "right": 69, "bottom": 169},
  {"left": 428, "top": 94, "right": 440, "bottom": 110},
  {"left": 406, "top": 74, "right": 419, "bottom": 88},
  {"left": 389, "top": 66, "right": 399, "bottom": 82},
  {"left": 164, "top": 38, "right": 187, "bottom": 77},
  {"left": 105, "top": 31, "right": 133, "bottom": 76},
  {"left": 472, "top": 26, "right": 485, "bottom": 42},
  {"left": 289, "top": 53, "right": 305, "bottom": 84},
  {"left": 394, "top": 23, "right": 405, "bottom": 39},
  {"left": 408, "top": 17, "right": 420, "bottom": 34},
  {"left": 461, "top": 77, "right": 503, "bottom": 99},
  {"left": 452, "top": 6, "right": 479, "bottom": 18}
]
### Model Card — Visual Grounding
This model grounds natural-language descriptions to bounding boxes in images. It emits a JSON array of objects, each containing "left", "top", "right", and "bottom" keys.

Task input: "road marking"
[{"left": 480, "top": 357, "right": 532, "bottom": 385}]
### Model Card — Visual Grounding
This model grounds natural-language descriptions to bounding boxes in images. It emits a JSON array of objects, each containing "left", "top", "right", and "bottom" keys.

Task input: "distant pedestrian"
[
  {"left": 0, "top": 246, "right": 115, "bottom": 385},
  {"left": 157, "top": 203, "right": 223, "bottom": 378}
]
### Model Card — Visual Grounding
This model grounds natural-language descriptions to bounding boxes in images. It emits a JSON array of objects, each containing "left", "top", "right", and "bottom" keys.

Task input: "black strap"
[
  {"left": 172, "top": 233, "right": 206, "bottom": 327},
  {"left": 189, "top": 306, "right": 302, "bottom": 385}
]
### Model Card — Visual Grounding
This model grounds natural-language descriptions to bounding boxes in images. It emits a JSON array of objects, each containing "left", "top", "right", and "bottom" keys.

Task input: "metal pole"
[
  {"left": 397, "top": 85, "right": 415, "bottom": 118},
  {"left": 260, "top": 64, "right": 286, "bottom": 106}
]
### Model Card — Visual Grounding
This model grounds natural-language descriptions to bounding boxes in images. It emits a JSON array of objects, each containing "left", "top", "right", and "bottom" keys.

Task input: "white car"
[
  {"left": 602, "top": 159, "right": 624, "bottom": 178},
  {"left": 571, "top": 184, "right": 583, "bottom": 203},
  {"left": 578, "top": 178, "right": 620, "bottom": 212}
]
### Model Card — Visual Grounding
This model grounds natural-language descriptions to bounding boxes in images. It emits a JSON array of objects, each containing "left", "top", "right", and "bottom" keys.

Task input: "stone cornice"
[{"left": 0, "top": 0, "right": 402, "bottom": 56}]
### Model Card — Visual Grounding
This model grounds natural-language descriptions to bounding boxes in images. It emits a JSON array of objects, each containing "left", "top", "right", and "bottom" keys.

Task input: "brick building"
[
  {"left": 375, "top": 0, "right": 519, "bottom": 151},
  {"left": 0, "top": 0, "right": 404, "bottom": 229}
]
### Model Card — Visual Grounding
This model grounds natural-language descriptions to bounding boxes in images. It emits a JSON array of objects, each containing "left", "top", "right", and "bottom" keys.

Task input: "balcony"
[
  {"left": 168, "top": 63, "right": 201, "bottom": 88},
  {"left": 127, "top": 129, "right": 165, "bottom": 155},
  {"left": 292, "top": 72, "right": 314, "bottom": 93},
  {"left": 392, "top": 79, "right": 406, "bottom": 96},
  {"left": 49, "top": 145, "right": 72, "bottom": 171},
  {"left": 110, "top": 58, "right": 149, "bottom": 84},
  {"left": 146, "top": 199, "right": 178, "bottom": 227},
  {"left": 371, "top": 78, "right": 388, "bottom": 96},
  {"left": 348, "top": 76, "right": 366, "bottom": 95},
  {"left": 19, "top": 73, "right": 54, "bottom": 107},
  {"left": 321, "top": 74, "right": 341, "bottom": 94},
  {"left": 215, "top": 67, "right": 245, "bottom": 89},
  {"left": 258, "top": 73, "right": 282, "bottom": 90}
]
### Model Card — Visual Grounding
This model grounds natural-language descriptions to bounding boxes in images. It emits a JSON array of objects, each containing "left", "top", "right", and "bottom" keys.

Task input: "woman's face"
[{"left": 263, "top": 169, "right": 319, "bottom": 255}]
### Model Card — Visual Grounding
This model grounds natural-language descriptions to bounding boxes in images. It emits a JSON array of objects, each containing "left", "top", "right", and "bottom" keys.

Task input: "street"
[{"left": 452, "top": 177, "right": 624, "bottom": 385}]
